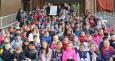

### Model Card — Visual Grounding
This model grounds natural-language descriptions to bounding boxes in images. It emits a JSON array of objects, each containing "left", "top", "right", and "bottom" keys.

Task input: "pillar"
[{"left": 85, "top": 0, "right": 95, "bottom": 13}]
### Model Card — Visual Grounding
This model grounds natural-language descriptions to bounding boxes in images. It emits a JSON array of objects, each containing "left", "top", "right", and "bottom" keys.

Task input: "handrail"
[
  {"left": 0, "top": 21, "right": 18, "bottom": 29},
  {"left": 0, "top": 14, "right": 16, "bottom": 18},
  {"left": 0, "top": 13, "right": 17, "bottom": 29}
]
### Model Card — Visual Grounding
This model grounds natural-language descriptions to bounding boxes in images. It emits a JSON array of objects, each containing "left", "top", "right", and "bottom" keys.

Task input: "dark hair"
[
  {"left": 103, "top": 36, "right": 109, "bottom": 41},
  {"left": 67, "top": 59, "right": 75, "bottom": 61},
  {"left": 33, "top": 35, "right": 38, "bottom": 38},
  {"left": 56, "top": 41, "right": 62, "bottom": 45},
  {"left": 0, "top": 29, "right": 2, "bottom": 32},
  {"left": 40, "top": 41, "right": 49, "bottom": 54},
  {"left": 29, "top": 41, "right": 34, "bottom": 45}
]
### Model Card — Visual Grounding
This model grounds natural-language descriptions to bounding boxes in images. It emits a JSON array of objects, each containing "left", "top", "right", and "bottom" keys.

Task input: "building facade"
[{"left": 0, "top": 0, "right": 21, "bottom": 17}]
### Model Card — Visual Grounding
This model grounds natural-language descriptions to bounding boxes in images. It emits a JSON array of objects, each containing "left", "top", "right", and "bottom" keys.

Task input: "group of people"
[{"left": 0, "top": 3, "right": 115, "bottom": 61}]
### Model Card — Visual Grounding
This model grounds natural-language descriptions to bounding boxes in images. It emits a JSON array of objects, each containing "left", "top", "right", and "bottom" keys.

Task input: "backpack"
[{"left": 0, "top": 48, "right": 3, "bottom": 56}]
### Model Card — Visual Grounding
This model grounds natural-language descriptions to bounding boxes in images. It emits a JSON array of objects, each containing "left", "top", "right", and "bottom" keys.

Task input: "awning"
[{"left": 97, "top": 0, "right": 114, "bottom": 12}]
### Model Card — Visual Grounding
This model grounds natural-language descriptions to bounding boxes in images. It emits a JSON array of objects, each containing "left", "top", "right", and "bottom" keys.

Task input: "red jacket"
[
  {"left": 34, "top": 14, "right": 39, "bottom": 21},
  {"left": 79, "top": 36, "right": 86, "bottom": 43},
  {"left": 101, "top": 46, "right": 114, "bottom": 58},
  {"left": 62, "top": 43, "right": 69, "bottom": 50}
]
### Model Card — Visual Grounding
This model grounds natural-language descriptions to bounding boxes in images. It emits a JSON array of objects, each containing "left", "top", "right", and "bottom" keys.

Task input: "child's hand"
[
  {"left": 26, "top": 58, "right": 31, "bottom": 61},
  {"left": 14, "top": 59, "right": 17, "bottom": 61},
  {"left": 92, "top": 53, "right": 97, "bottom": 57}
]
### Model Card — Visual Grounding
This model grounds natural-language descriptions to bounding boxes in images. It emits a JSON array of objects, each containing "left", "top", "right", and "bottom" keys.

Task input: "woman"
[
  {"left": 89, "top": 43, "right": 102, "bottom": 61},
  {"left": 62, "top": 42, "right": 78, "bottom": 61},
  {"left": 52, "top": 41, "right": 63, "bottom": 61},
  {"left": 39, "top": 41, "right": 52, "bottom": 61}
]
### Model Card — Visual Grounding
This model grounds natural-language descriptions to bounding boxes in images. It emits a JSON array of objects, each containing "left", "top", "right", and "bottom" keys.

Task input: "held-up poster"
[{"left": 49, "top": 6, "right": 57, "bottom": 15}]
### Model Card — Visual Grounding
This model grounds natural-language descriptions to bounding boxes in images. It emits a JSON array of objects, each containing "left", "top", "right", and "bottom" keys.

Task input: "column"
[{"left": 85, "top": 0, "right": 95, "bottom": 13}]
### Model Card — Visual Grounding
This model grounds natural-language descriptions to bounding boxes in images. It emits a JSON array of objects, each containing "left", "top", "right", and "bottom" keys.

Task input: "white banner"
[{"left": 49, "top": 6, "right": 57, "bottom": 15}]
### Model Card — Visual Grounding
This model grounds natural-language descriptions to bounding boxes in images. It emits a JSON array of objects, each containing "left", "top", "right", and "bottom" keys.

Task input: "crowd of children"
[{"left": 0, "top": 3, "right": 115, "bottom": 61}]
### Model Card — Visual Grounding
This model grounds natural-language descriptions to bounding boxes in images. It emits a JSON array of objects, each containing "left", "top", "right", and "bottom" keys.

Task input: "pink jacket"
[
  {"left": 51, "top": 43, "right": 56, "bottom": 49},
  {"left": 62, "top": 49, "right": 78, "bottom": 61},
  {"left": 92, "top": 35, "right": 102, "bottom": 47},
  {"left": 0, "top": 35, "right": 3, "bottom": 45}
]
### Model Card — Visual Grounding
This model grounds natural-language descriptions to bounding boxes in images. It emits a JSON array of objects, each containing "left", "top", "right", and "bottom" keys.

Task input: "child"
[
  {"left": 101, "top": 39, "right": 114, "bottom": 61},
  {"left": 62, "top": 42, "right": 78, "bottom": 61},
  {"left": 52, "top": 41, "right": 63, "bottom": 61},
  {"left": 0, "top": 29, "right": 4, "bottom": 46},
  {"left": 51, "top": 35, "right": 59, "bottom": 49},
  {"left": 79, "top": 31, "right": 86, "bottom": 44},
  {"left": 84, "top": 35, "right": 93, "bottom": 51},
  {"left": 78, "top": 44, "right": 91, "bottom": 61},
  {"left": 110, "top": 35, "right": 115, "bottom": 49},
  {"left": 33, "top": 35, "right": 41, "bottom": 49},
  {"left": 72, "top": 36, "right": 80, "bottom": 50},
  {"left": 92, "top": 30, "right": 102, "bottom": 47},
  {"left": 13, "top": 46, "right": 27, "bottom": 61},
  {"left": 22, "top": 39, "right": 29, "bottom": 50},
  {"left": 62, "top": 36, "right": 70, "bottom": 50},
  {"left": 2, "top": 43, "right": 14, "bottom": 61},
  {"left": 24, "top": 41, "right": 39, "bottom": 61},
  {"left": 89, "top": 43, "right": 102, "bottom": 61},
  {"left": 39, "top": 41, "right": 52, "bottom": 61},
  {"left": 42, "top": 31, "right": 51, "bottom": 45}
]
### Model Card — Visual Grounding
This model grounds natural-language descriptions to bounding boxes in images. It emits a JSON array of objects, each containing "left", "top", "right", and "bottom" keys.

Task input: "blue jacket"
[
  {"left": 2, "top": 49, "right": 13, "bottom": 61},
  {"left": 42, "top": 36, "right": 52, "bottom": 45}
]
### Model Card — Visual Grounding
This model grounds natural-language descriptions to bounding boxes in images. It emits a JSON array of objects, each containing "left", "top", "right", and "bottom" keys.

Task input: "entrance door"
[
  {"left": 80, "top": 0, "right": 85, "bottom": 14},
  {"left": 22, "top": 0, "right": 31, "bottom": 11}
]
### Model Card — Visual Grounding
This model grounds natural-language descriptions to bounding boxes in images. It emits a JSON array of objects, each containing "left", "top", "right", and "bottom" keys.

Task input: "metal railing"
[
  {"left": 0, "top": 14, "right": 17, "bottom": 29},
  {"left": 96, "top": 12, "right": 115, "bottom": 27}
]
